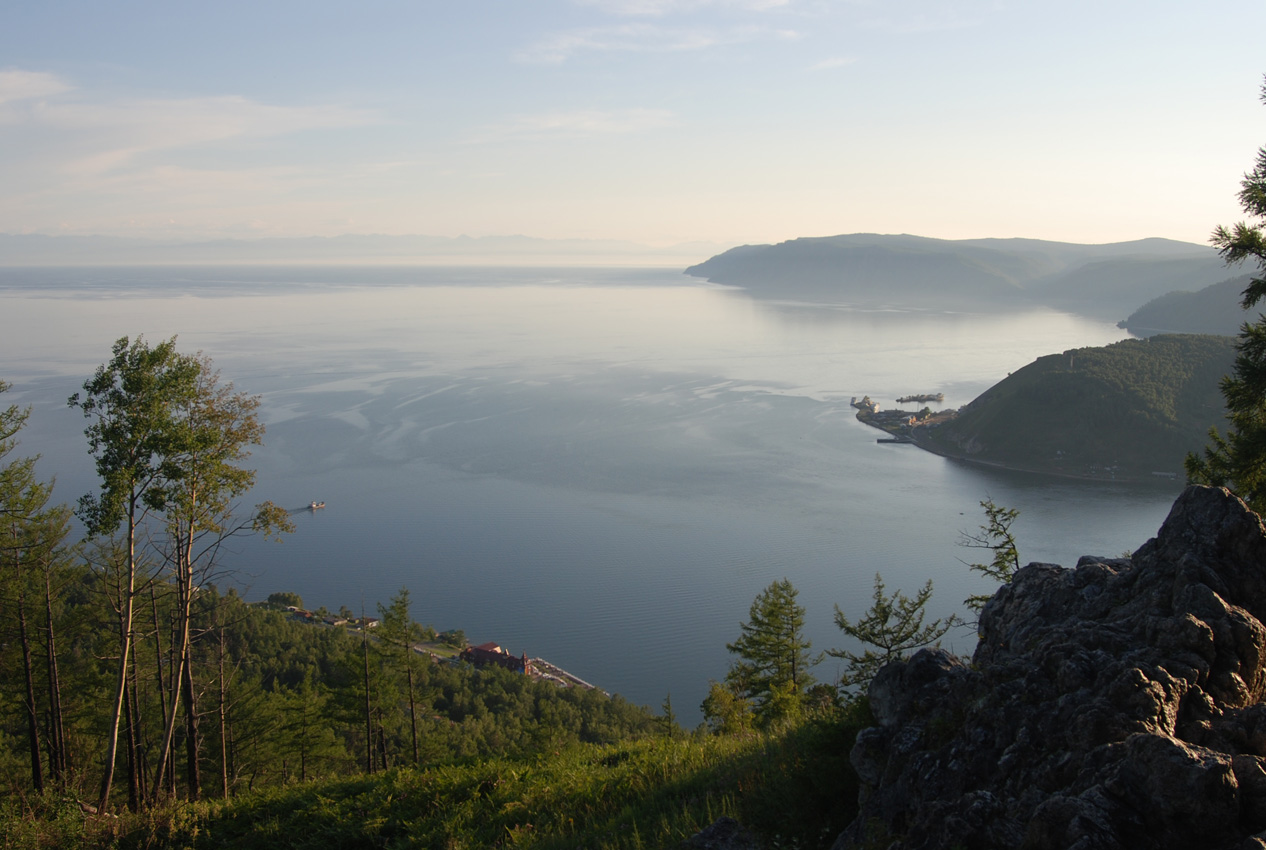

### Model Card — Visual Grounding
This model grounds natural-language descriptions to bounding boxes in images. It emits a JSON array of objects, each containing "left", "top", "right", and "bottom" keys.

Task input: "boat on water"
[{"left": 309, "top": 501, "right": 326, "bottom": 510}]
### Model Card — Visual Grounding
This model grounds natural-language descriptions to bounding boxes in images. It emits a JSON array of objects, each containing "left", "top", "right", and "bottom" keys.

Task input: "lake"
[{"left": 0, "top": 265, "right": 1185, "bottom": 723}]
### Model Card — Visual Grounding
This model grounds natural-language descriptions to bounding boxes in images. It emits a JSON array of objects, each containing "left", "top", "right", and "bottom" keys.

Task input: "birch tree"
[
  {"left": 71, "top": 336, "right": 289, "bottom": 810},
  {"left": 148, "top": 355, "right": 291, "bottom": 803},
  {"left": 71, "top": 337, "right": 200, "bottom": 811}
]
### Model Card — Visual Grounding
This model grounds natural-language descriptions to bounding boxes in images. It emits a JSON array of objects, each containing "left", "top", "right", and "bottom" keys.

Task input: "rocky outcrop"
[
  {"left": 835, "top": 486, "right": 1266, "bottom": 850},
  {"left": 685, "top": 817, "right": 763, "bottom": 850}
]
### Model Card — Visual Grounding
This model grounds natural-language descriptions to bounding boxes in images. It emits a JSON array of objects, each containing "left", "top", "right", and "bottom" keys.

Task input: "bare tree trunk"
[
  {"left": 363, "top": 623, "right": 373, "bottom": 774},
  {"left": 129, "top": 637, "right": 148, "bottom": 805},
  {"left": 166, "top": 612, "right": 177, "bottom": 796},
  {"left": 182, "top": 642, "right": 200, "bottom": 800},
  {"left": 378, "top": 719, "right": 389, "bottom": 772},
  {"left": 151, "top": 524, "right": 195, "bottom": 801},
  {"left": 122, "top": 679, "right": 139, "bottom": 812},
  {"left": 96, "top": 499, "right": 139, "bottom": 813},
  {"left": 217, "top": 623, "right": 228, "bottom": 799},
  {"left": 148, "top": 582, "right": 169, "bottom": 796},
  {"left": 226, "top": 708, "right": 236, "bottom": 790},
  {"left": 299, "top": 698, "right": 308, "bottom": 783},
  {"left": 407, "top": 665, "right": 418, "bottom": 765},
  {"left": 15, "top": 559, "right": 45, "bottom": 793},
  {"left": 43, "top": 567, "right": 66, "bottom": 782}
]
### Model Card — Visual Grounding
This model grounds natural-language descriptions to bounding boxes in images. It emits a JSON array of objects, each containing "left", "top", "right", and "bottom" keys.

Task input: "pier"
[
  {"left": 854, "top": 393, "right": 957, "bottom": 441},
  {"left": 530, "top": 657, "right": 606, "bottom": 693}
]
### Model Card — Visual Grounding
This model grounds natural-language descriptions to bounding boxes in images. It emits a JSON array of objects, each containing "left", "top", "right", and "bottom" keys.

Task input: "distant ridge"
[
  {"left": 0, "top": 232, "right": 723, "bottom": 267},
  {"left": 684, "top": 233, "right": 1229, "bottom": 320}
]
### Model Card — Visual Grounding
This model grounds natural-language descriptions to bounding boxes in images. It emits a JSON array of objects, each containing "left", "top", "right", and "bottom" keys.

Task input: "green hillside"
[
  {"left": 8, "top": 719, "right": 862, "bottom": 850},
  {"left": 1120, "top": 274, "right": 1253, "bottom": 336},
  {"left": 0, "top": 586, "right": 866, "bottom": 850},
  {"left": 920, "top": 334, "right": 1237, "bottom": 479}
]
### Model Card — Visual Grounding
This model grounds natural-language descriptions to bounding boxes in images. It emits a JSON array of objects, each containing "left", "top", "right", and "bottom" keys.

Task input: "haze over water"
[{"left": 1, "top": 266, "right": 1182, "bottom": 721}]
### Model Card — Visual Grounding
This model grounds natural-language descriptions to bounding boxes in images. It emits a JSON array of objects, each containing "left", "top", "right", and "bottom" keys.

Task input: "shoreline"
[
  {"left": 279, "top": 608, "right": 603, "bottom": 692},
  {"left": 855, "top": 407, "right": 1182, "bottom": 486}
]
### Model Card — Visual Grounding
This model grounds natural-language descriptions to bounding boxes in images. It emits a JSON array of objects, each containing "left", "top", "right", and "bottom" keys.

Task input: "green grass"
[
  {"left": 4, "top": 707, "right": 866, "bottom": 850},
  {"left": 413, "top": 640, "right": 461, "bottom": 660}
]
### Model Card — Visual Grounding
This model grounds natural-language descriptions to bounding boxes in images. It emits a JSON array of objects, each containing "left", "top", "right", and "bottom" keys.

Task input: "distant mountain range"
[
  {"left": 9, "top": 231, "right": 1253, "bottom": 325},
  {"left": 684, "top": 234, "right": 1236, "bottom": 321},
  {"left": 0, "top": 233, "right": 722, "bottom": 267}
]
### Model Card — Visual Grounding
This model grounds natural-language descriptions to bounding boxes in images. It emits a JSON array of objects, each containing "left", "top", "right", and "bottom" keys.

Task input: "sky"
[{"left": 3, "top": 1, "right": 1266, "bottom": 249}]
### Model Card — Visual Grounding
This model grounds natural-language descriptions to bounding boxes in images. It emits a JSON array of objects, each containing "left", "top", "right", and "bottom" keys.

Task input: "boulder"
[
  {"left": 685, "top": 816, "right": 762, "bottom": 850},
  {"left": 834, "top": 486, "right": 1266, "bottom": 850}
]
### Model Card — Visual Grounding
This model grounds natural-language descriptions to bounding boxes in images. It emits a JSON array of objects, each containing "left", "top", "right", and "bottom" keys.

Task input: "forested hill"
[
  {"left": 1120, "top": 274, "right": 1254, "bottom": 336},
  {"left": 917, "top": 334, "right": 1237, "bottom": 479},
  {"left": 684, "top": 234, "right": 1229, "bottom": 320}
]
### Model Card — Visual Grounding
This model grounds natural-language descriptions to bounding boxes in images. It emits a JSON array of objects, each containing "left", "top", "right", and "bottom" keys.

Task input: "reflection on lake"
[{"left": 0, "top": 266, "right": 1182, "bottom": 722}]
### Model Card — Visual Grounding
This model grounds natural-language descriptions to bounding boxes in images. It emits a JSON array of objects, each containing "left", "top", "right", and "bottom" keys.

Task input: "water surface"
[{"left": 0, "top": 266, "right": 1182, "bottom": 722}]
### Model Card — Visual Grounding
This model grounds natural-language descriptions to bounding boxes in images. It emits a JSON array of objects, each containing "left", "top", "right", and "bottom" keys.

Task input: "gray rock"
[
  {"left": 834, "top": 486, "right": 1266, "bottom": 850},
  {"left": 684, "top": 816, "right": 762, "bottom": 850}
]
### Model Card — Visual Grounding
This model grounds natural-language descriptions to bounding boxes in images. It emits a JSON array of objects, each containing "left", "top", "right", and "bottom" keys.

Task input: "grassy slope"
[
  {"left": 921, "top": 334, "right": 1237, "bottom": 478},
  {"left": 6, "top": 709, "right": 866, "bottom": 850}
]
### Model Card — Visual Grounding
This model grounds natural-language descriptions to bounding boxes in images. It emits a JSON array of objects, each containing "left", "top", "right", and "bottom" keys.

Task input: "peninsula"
[
  {"left": 1119, "top": 273, "right": 1251, "bottom": 337},
  {"left": 856, "top": 334, "right": 1238, "bottom": 482}
]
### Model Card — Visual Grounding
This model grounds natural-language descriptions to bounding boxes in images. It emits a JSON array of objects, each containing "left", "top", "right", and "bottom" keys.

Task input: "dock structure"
[
  {"left": 276, "top": 607, "right": 609, "bottom": 694},
  {"left": 530, "top": 657, "right": 606, "bottom": 693},
  {"left": 456, "top": 639, "right": 604, "bottom": 692},
  {"left": 850, "top": 395, "right": 880, "bottom": 414},
  {"left": 854, "top": 392, "right": 958, "bottom": 440}
]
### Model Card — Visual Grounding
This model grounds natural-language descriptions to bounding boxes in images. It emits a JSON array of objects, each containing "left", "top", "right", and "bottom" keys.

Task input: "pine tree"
[
  {"left": 658, "top": 693, "right": 679, "bottom": 738},
  {"left": 0, "top": 381, "right": 74, "bottom": 792},
  {"left": 724, "top": 578, "right": 815, "bottom": 725},
  {"left": 700, "top": 681, "right": 753, "bottom": 735},
  {"left": 959, "top": 498, "right": 1021, "bottom": 613},
  {"left": 378, "top": 587, "right": 422, "bottom": 765},
  {"left": 1187, "top": 78, "right": 1266, "bottom": 512},
  {"left": 830, "top": 574, "right": 958, "bottom": 692}
]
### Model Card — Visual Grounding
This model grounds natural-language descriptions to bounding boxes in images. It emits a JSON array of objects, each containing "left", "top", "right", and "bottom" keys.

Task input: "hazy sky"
[{"left": 3, "top": 1, "right": 1265, "bottom": 247}]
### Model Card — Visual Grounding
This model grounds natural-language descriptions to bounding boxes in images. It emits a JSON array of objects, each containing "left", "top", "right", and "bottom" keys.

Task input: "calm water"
[{"left": 0, "top": 266, "right": 1183, "bottom": 722}]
